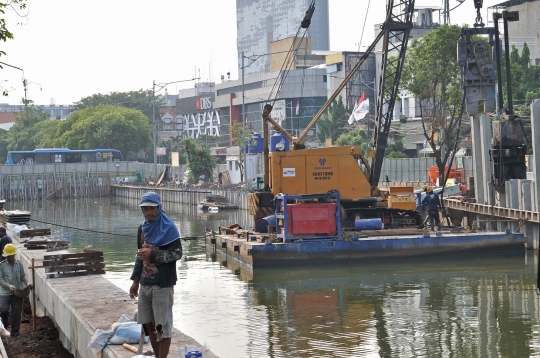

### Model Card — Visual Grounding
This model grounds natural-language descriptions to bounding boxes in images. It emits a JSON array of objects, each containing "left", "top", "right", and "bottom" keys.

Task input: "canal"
[{"left": 10, "top": 197, "right": 540, "bottom": 358}]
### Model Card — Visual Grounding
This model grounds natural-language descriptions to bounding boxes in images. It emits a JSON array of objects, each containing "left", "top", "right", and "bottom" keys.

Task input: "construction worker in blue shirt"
[{"left": 421, "top": 186, "right": 442, "bottom": 231}]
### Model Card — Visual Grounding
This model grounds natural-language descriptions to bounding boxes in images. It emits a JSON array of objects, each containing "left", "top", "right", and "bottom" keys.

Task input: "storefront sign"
[
  {"left": 175, "top": 111, "right": 221, "bottom": 138},
  {"left": 196, "top": 97, "right": 212, "bottom": 110}
]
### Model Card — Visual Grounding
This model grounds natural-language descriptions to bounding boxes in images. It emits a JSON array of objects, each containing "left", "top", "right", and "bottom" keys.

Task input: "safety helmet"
[
  {"left": 2, "top": 243, "right": 16, "bottom": 257},
  {"left": 426, "top": 186, "right": 433, "bottom": 193},
  {"left": 422, "top": 185, "right": 428, "bottom": 192}
]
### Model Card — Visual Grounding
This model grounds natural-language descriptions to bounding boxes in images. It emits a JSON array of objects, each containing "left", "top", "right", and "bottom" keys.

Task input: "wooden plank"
[
  {"left": 44, "top": 251, "right": 103, "bottom": 260},
  {"left": 47, "top": 270, "right": 105, "bottom": 279},
  {"left": 83, "top": 248, "right": 102, "bottom": 253},
  {"left": 26, "top": 245, "right": 47, "bottom": 250},
  {"left": 46, "top": 245, "right": 70, "bottom": 252},
  {"left": 45, "top": 263, "right": 105, "bottom": 273},
  {"left": 42, "top": 257, "right": 103, "bottom": 265},
  {"left": 24, "top": 240, "right": 68, "bottom": 246},
  {"left": 42, "top": 257, "right": 104, "bottom": 267},
  {"left": 20, "top": 229, "right": 51, "bottom": 238}
]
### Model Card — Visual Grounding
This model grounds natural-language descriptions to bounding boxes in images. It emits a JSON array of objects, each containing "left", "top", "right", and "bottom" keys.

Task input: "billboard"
[{"left": 272, "top": 99, "right": 286, "bottom": 124}]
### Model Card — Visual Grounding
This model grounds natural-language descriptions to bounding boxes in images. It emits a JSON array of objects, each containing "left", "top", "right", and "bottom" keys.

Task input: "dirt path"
[{"left": 3, "top": 302, "right": 73, "bottom": 358}]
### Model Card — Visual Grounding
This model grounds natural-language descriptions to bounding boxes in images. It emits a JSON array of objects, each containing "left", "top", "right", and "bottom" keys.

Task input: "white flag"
[
  {"left": 349, "top": 91, "right": 369, "bottom": 124},
  {"left": 348, "top": 102, "right": 358, "bottom": 125},
  {"left": 353, "top": 96, "right": 369, "bottom": 121},
  {"left": 295, "top": 99, "right": 300, "bottom": 115}
]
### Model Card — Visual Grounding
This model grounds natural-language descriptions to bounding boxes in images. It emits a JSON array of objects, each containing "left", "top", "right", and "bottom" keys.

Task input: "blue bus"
[{"left": 7, "top": 148, "right": 123, "bottom": 165}]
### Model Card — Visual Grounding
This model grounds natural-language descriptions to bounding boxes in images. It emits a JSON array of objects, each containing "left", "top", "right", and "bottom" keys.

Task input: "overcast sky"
[{"left": 0, "top": 0, "right": 502, "bottom": 106}]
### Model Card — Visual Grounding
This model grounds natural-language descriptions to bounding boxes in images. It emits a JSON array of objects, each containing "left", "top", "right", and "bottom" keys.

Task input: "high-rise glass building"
[{"left": 236, "top": 0, "right": 330, "bottom": 76}]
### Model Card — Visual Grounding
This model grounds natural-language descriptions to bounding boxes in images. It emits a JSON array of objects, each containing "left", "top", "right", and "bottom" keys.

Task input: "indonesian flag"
[
  {"left": 295, "top": 99, "right": 300, "bottom": 115},
  {"left": 348, "top": 91, "right": 370, "bottom": 124}
]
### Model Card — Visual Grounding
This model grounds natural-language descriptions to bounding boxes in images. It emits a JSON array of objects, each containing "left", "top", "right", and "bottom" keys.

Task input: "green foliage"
[
  {"left": 158, "top": 135, "right": 186, "bottom": 165},
  {"left": 401, "top": 25, "right": 466, "bottom": 180},
  {"left": 501, "top": 42, "right": 540, "bottom": 104},
  {"left": 386, "top": 151, "right": 406, "bottom": 159},
  {"left": 197, "top": 134, "right": 221, "bottom": 148},
  {"left": 402, "top": 25, "right": 461, "bottom": 102},
  {"left": 73, "top": 90, "right": 158, "bottom": 120},
  {"left": 0, "top": 1, "right": 27, "bottom": 62},
  {"left": 386, "top": 132, "right": 406, "bottom": 158},
  {"left": 54, "top": 105, "right": 152, "bottom": 157},
  {"left": 7, "top": 105, "right": 50, "bottom": 151},
  {"left": 520, "top": 43, "right": 530, "bottom": 69},
  {"left": 316, "top": 96, "right": 348, "bottom": 145},
  {"left": 183, "top": 138, "right": 216, "bottom": 180},
  {"left": 230, "top": 121, "right": 253, "bottom": 148},
  {"left": 32, "top": 119, "right": 61, "bottom": 148},
  {"left": 510, "top": 45, "right": 520, "bottom": 65},
  {"left": 228, "top": 121, "right": 255, "bottom": 181},
  {"left": 335, "top": 128, "right": 371, "bottom": 153},
  {"left": 0, "top": 128, "right": 8, "bottom": 163}
]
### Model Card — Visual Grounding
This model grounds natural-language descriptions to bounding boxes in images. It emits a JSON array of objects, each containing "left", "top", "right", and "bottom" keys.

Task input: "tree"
[
  {"left": 335, "top": 128, "right": 371, "bottom": 153},
  {"left": 7, "top": 105, "right": 50, "bottom": 150},
  {"left": 0, "top": 1, "right": 27, "bottom": 63},
  {"left": 54, "top": 105, "right": 152, "bottom": 158},
  {"left": 316, "top": 96, "right": 348, "bottom": 145},
  {"left": 512, "top": 43, "right": 540, "bottom": 101},
  {"left": 32, "top": 119, "right": 61, "bottom": 148},
  {"left": 158, "top": 135, "right": 187, "bottom": 165},
  {"left": 230, "top": 121, "right": 254, "bottom": 182},
  {"left": 183, "top": 138, "right": 216, "bottom": 181},
  {"left": 401, "top": 25, "right": 465, "bottom": 184},
  {"left": 0, "top": 128, "right": 8, "bottom": 163},
  {"left": 73, "top": 90, "right": 158, "bottom": 120},
  {"left": 386, "top": 131, "right": 406, "bottom": 158},
  {"left": 520, "top": 42, "right": 530, "bottom": 69}
]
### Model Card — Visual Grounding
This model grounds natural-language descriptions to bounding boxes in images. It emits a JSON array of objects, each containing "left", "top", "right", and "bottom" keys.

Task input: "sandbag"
[{"left": 109, "top": 321, "right": 148, "bottom": 345}]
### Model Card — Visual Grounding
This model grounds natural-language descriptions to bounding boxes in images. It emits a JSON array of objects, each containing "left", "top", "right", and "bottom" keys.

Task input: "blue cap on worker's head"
[
  {"left": 0, "top": 227, "right": 5, "bottom": 232},
  {"left": 140, "top": 192, "right": 161, "bottom": 207}
]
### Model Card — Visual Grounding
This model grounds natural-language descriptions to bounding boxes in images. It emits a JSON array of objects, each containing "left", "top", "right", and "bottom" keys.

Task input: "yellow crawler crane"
[{"left": 249, "top": 0, "right": 422, "bottom": 229}]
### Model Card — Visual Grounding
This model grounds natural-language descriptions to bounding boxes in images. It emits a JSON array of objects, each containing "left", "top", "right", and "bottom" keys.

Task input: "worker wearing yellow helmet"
[
  {"left": 421, "top": 186, "right": 442, "bottom": 231},
  {"left": 0, "top": 243, "right": 33, "bottom": 337}
]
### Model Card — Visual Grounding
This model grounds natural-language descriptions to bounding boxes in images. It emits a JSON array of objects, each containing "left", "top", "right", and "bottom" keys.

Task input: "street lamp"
[
  {"left": 22, "top": 80, "right": 42, "bottom": 104},
  {"left": 152, "top": 78, "right": 198, "bottom": 178}
]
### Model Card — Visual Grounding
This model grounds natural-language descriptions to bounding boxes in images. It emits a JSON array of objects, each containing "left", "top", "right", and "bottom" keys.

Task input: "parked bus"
[{"left": 6, "top": 148, "right": 123, "bottom": 165}]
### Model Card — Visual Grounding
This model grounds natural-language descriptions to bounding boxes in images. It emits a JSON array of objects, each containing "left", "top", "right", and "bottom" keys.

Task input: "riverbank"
[{"left": 9, "top": 228, "right": 217, "bottom": 358}]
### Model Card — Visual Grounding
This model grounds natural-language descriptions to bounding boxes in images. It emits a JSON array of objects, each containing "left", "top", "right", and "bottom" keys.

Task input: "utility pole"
[
  {"left": 152, "top": 77, "right": 199, "bottom": 179},
  {"left": 242, "top": 51, "right": 247, "bottom": 182},
  {"left": 152, "top": 80, "right": 157, "bottom": 178}
]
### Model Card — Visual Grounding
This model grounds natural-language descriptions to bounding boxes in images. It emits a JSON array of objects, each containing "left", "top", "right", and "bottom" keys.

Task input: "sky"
[{"left": 0, "top": 0, "right": 504, "bottom": 106}]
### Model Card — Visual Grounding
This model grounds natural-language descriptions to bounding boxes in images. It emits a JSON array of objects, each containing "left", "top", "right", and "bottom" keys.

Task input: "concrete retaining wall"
[
  {"left": 11, "top": 234, "right": 215, "bottom": 358},
  {"left": 113, "top": 185, "right": 250, "bottom": 211}
]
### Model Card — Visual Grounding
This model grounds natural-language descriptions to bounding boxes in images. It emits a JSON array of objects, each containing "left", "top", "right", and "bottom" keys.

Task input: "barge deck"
[{"left": 206, "top": 229, "right": 525, "bottom": 269}]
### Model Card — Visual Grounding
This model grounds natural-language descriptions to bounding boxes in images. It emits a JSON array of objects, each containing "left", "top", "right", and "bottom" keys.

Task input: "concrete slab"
[{"left": 11, "top": 233, "right": 217, "bottom": 358}]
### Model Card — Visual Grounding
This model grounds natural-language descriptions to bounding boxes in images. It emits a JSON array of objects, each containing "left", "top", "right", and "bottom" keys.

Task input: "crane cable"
[{"left": 266, "top": 0, "right": 315, "bottom": 107}]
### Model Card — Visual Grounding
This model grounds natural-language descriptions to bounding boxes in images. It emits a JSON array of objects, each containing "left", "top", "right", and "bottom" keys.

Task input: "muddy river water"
[{"left": 12, "top": 197, "right": 540, "bottom": 358}]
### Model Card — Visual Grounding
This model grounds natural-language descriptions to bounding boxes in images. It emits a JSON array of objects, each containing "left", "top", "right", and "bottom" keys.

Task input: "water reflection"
[{"left": 14, "top": 198, "right": 540, "bottom": 358}]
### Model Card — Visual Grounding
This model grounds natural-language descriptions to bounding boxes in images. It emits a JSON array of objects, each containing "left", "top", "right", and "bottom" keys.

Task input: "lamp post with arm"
[{"left": 152, "top": 78, "right": 198, "bottom": 178}]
